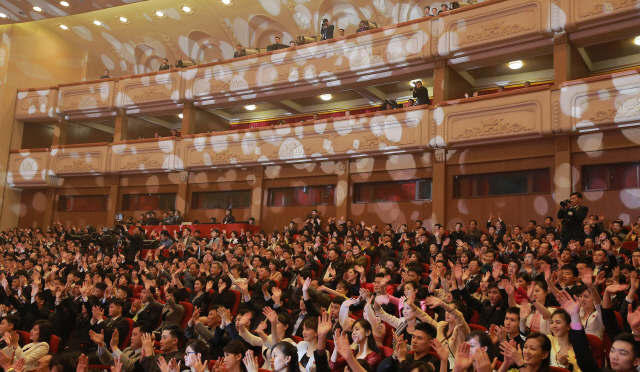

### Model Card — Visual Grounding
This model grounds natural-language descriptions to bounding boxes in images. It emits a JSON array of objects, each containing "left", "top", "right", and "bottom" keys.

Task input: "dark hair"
[
  {"left": 271, "top": 342, "right": 302, "bottom": 372},
  {"left": 186, "top": 339, "right": 209, "bottom": 361},
  {"left": 414, "top": 322, "right": 437, "bottom": 339},
  {"left": 32, "top": 320, "right": 54, "bottom": 343},
  {"left": 49, "top": 355, "right": 77, "bottom": 372},
  {"left": 352, "top": 319, "right": 380, "bottom": 353},
  {"left": 163, "top": 324, "right": 184, "bottom": 344},
  {"left": 407, "top": 361, "right": 434, "bottom": 372},
  {"left": 111, "top": 298, "right": 125, "bottom": 310},
  {"left": 561, "top": 264, "right": 579, "bottom": 277},
  {"left": 506, "top": 307, "right": 521, "bottom": 321},
  {"left": 613, "top": 333, "right": 640, "bottom": 358},
  {"left": 525, "top": 332, "right": 551, "bottom": 371},
  {"left": 303, "top": 317, "right": 318, "bottom": 331},
  {"left": 550, "top": 309, "right": 571, "bottom": 327},
  {"left": 223, "top": 340, "right": 248, "bottom": 372},
  {"left": 331, "top": 296, "right": 346, "bottom": 306},
  {"left": 133, "top": 321, "right": 154, "bottom": 334},
  {"left": 465, "top": 330, "right": 494, "bottom": 360},
  {"left": 1, "top": 315, "right": 20, "bottom": 329},
  {"left": 570, "top": 192, "right": 583, "bottom": 199}
]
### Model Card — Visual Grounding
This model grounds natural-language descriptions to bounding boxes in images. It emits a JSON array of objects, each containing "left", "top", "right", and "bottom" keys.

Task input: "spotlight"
[
  {"left": 245, "top": 105, "right": 256, "bottom": 110},
  {"left": 181, "top": 5, "right": 192, "bottom": 12},
  {"left": 0, "top": 13, "right": 7, "bottom": 18},
  {"left": 60, "top": 1, "right": 69, "bottom": 6},
  {"left": 320, "top": 94, "right": 332, "bottom": 101},
  {"left": 508, "top": 60, "right": 523, "bottom": 69},
  {"left": 119, "top": 16, "right": 128, "bottom": 23},
  {"left": 179, "top": 113, "right": 183, "bottom": 119},
  {"left": 59, "top": 24, "right": 68, "bottom": 30},
  {"left": 221, "top": 0, "right": 231, "bottom": 4},
  {"left": 93, "top": 20, "right": 103, "bottom": 26},
  {"left": 155, "top": 10, "right": 164, "bottom": 17},
  {"left": 634, "top": 36, "right": 640, "bottom": 46},
  {"left": 33, "top": 6, "right": 43, "bottom": 12}
]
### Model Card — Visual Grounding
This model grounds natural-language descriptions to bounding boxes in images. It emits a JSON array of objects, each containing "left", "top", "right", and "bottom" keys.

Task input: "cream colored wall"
[{"left": 0, "top": 22, "right": 89, "bottom": 230}]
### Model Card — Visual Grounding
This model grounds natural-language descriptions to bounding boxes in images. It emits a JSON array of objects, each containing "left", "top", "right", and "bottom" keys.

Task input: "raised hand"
[
  {"left": 242, "top": 349, "right": 258, "bottom": 372},
  {"left": 88, "top": 329, "right": 105, "bottom": 348},
  {"left": 157, "top": 356, "right": 171, "bottom": 372},
  {"left": 431, "top": 339, "right": 448, "bottom": 361},
  {"left": 455, "top": 342, "right": 473, "bottom": 370},
  {"left": 110, "top": 328, "right": 120, "bottom": 350},
  {"left": 500, "top": 340, "right": 524, "bottom": 367},
  {"left": 317, "top": 311, "right": 333, "bottom": 337},
  {"left": 556, "top": 290, "right": 580, "bottom": 317},
  {"left": 262, "top": 307, "right": 278, "bottom": 324},
  {"left": 77, "top": 354, "right": 89, "bottom": 372}
]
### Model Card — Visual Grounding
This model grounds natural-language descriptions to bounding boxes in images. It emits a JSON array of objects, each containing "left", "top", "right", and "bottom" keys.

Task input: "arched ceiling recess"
[{"left": 20, "top": 0, "right": 432, "bottom": 78}]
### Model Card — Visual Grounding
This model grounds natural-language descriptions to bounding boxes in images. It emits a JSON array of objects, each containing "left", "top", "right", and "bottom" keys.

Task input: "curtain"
[
  {"left": 611, "top": 164, "right": 640, "bottom": 190},
  {"left": 585, "top": 167, "right": 607, "bottom": 190},
  {"left": 532, "top": 171, "right": 551, "bottom": 193}
]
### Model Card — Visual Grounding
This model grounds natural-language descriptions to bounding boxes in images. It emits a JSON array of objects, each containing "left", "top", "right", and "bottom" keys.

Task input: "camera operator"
[
  {"left": 320, "top": 18, "right": 334, "bottom": 40},
  {"left": 117, "top": 225, "right": 145, "bottom": 264},
  {"left": 557, "top": 192, "right": 588, "bottom": 248},
  {"left": 411, "top": 80, "right": 431, "bottom": 106}
]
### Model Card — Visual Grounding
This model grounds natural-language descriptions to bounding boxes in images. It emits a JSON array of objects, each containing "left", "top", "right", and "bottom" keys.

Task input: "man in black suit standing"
[
  {"left": 412, "top": 80, "right": 431, "bottom": 106},
  {"left": 233, "top": 44, "right": 246, "bottom": 58},
  {"left": 120, "top": 225, "right": 144, "bottom": 265},
  {"left": 557, "top": 192, "right": 589, "bottom": 248},
  {"left": 222, "top": 209, "right": 235, "bottom": 224},
  {"left": 173, "top": 210, "right": 184, "bottom": 225},
  {"left": 159, "top": 58, "right": 170, "bottom": 71},
  {"left": 320, "top": 18, "right": 334, "bottom": 40}
]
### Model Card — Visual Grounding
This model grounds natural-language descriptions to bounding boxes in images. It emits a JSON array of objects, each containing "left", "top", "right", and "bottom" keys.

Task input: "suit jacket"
[
  {"left": 97, "top": 346, "right": 141, "bottom": 372},
  {"left": 558, "top": 204, "right": 589, "bottom": 241},
  {"left": 140, "top": 350, "right": 184, "bottom": 372},
  {"left": 458, "top": 287, "right": 508, "bottom": 329},
  {"left": 127, "top": 300, "right": 163, "bottom": 325},
  {"left": 122, "top": 231, "right": 144, "bottom": 263},
  {"left": 233, "top": 49, "right": 246, "bottom": 58},
  {"left": 320, "top": 25, "right": 334, "bottom": 40},
  {"left": 222, "top": 215, "right": 236, "bottom": 224},
  {"left": 412, "top": 86, "right": 431, "bottom": 105},
  {"left": 159, "top": 64, "right": 170, "bottom": 71},
  {"left": 148, "top": 294, "right": 184, "bottom": 331},
  {"left": 146, "top": 217, "right": 160, "bottom": 225},
  {"left": 318, "top": 259, "right": 345, "bottom": 288},
  {"left": 91, "top": 316, "right": 130, "bottom": 348}
]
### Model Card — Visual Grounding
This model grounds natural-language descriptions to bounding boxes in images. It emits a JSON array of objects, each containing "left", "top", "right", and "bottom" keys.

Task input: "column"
[
  {"left": 113, "top": 109, "right": 129, "bottom": 142},
  {"left": 554, "top": 136, "right": 572, "bottom": 208},
  {"left": 432, "top": 59, "right": 473, "bottom": 105},
  {"left": 106, "top": 175, "right": 119, "bottom": 225},
  {"left": 52, "top": 117, "right": 69, "bottom": 146},
  {"left": 181, "top": 102, "right": 197, "bottom": 135},
  {"left": 335, "top": 160, "right": 350, "bottom": 220},
  {"left": 553, "top": 32, "right": 589, "bottom": 86},
  {"left": 42, "top": 188, "right": 56, "bottom": 228},
  {"left": 431, "top": 149, "right": 446, "bottom": 226},
  {"left": 176, "top": 171, "right": 189, "bottom": 218},
  {"left": 251, "top": 166, "right": 264, "bottom": 225}
]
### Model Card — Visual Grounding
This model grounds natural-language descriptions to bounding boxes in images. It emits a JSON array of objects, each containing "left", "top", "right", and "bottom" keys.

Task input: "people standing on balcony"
[
  {"left": 159, "top": 58, "right": 171, "bottom": 71},
  {"left": 320, "top": 18, "right": 334, "bottom": 40},
  {"left": 173, "top": 210, "right": 184, "bottom": 225},
  {"left": 169, "top": 129, "right": 179, "bottom": 137},
  {"left": 233, "top": 44, "right": 246, "bottom": 58},
  {"left": 430, "top": 8, "right": 438, "bottom": 16},
  {"left": 312, "top": 113, "right": 320, "bottom": 120},
  {"left": 412, "top": 80, "right": 431, "bottom": 106},
  {"left": 100, "top": 70, "right": 111, "bottom": 79},
  {"left": 338, "top": 29, "right": 345, "bottom": 37},
  {"left": 357, "top": 20, "right": 369, "bottom": 33},
  {"left": 223, "top": 209, "right": 236, "bottom": 224},
  {"left": 146, "top": 212, "right": 160, "bottom": 226},
  {"left": 423, "top": 6, "right": 430, "bottom": 16},
  {"left": 438, "top": 4, "right": 449, "bottom": 14},
  {"left": 289, "top": 41, "right": 297, "bottom": 48}
]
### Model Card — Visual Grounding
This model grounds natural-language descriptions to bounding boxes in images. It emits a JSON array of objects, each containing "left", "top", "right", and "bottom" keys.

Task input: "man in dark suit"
[
  {"left": 127, "top": 287, "right": 162, "bottom": 325},
  {"left": 0, "top": 315, "right": 20, "bottom": 349},
  {"left": 120, "top": 225, "right": 144, "bottom": 264},
  {"left": 146, "top": 212, "right": 159, "bottom": 225},
  {"left": 233, "top": 44, "right": 246, "bottom": 58},
  {"left": 456, "top": 281, "right": 508, "bottom": 329},
  {"left": 412, "top": 80, "right": 431, "bottom": 106},
  {"left": 90, "top": 299, "right": 131, "bottom": 351},
  {"left": 96, "top": 321, "right": 154, "bottom": 372},
  {"left": 140, "top": 325, "right": 185, "bottom": 372},
  {"left": 222, "top": 209, "right": 235, "bottom": 224},
  {"left": 173, "top": 210, "right": 184, "bottom": 225},
  {"left": 320, "top": 19, "right": 334, "bottom": 40},
  {"left": 319, "top": 248, "right": 345, "bottom": 289},
  {"left": 159, "top": 58, "right": 170, "bottom": 71},
  {"left": 558, "top": 192, "right": 589, "bottom": 247}
]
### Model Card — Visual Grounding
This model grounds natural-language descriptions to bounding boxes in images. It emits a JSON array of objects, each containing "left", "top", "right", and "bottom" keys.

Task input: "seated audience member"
[
  {"left": 100, "top": 70, "right": 111, "bottom": 79},
  {"left": 497, "top": 85, "right": 506, "bottom": 93},
  {"left": 233, "top": 44, "right": 246, "bottom": 58},
  {"left": 339, "top": 28, "right": 345, "bottom": 37},
  {"left": 524, "top": 81, "right": 531, "bottom": 88},
  {"left": 159, "top": 58, "right": 171, "bottom": 71},
  {"left": 2, "top": 320, "right": 53, "bottom": 370}
]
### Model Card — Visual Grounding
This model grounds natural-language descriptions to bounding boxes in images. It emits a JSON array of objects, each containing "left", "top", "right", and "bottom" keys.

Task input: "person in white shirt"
[{"left": 2, "top": 320, "right": 52, "bottom": 371}]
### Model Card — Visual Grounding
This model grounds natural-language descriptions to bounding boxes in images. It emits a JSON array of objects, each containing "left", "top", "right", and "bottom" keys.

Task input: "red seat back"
[
  {"left": 49, "top": 335, "right": 60, "bottom": 353},
  {"left": 179, "top": 302, "right": 194, "bottom": 329},
  {"left": 229, "top": 290, "right": 241, "bottom": 315},
  {"left": 586, "top": 334, "right": 604, "bottom": 367},
  {"left": 380, "top": 346, "right": 394, "bottom": 358},
  {"left": 17, "top": 330, "right": 30, "bottom": 346},
  {"left": 469, "top": 324, "right": 487, "bottom": 332},
  {"left": 121, "top": 318, "right": 134, "bottom": 350}
]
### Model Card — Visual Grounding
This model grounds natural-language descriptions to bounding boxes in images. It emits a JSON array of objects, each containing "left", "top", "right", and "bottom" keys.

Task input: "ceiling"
[
  {"left": 465, "top": 54, "right": 554, "bottom": 80},
  {"left": 582, "top": 36, "right": 640, "bottom": 63},
  {"left": 0, "top": 0, "right": 146, "bottom": 24}
]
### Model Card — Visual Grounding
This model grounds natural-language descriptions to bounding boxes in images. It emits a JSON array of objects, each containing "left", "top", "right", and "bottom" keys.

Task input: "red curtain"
[
  {"left": 457, "top": 177, "right": 474, "bottom": 198},
  {"left": 611, "top": 164, "right": 640, "bottom": 190},
  {"left": 586, "top": 167, "right": 607, "bottom": 190},
  {"left": 66, "top": 196, "right": 107, "bottom": 212},
  {"left": 477, "top": 177, "right": 490, "bottom": 197},
  {"left": 532, "top": 171, "right": 551, "bottom": 193},
  {"left": 135, "top": 195, "right": 159, "bottom": 210}
]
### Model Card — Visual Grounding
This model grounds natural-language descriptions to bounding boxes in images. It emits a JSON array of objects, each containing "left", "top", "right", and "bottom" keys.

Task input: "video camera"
[{"left": 559, "top": 199, "right": 571, "bottom": 207}]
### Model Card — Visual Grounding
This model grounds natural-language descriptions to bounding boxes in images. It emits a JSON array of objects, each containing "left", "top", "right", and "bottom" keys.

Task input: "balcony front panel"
[
  {"left": 185, "top": 19, "right": 432, "bottom": 105},
  {"left": 568, "top": 0, "right": 640, "bottom": 31},
  {"left": 116, "top": 70, "right": 184, "bottom": 111},
  {"left": 110, "top": 139, "right": 179, "bottom": 174},
  {"left": 15, "top": 88, "right": 59, "bottom": 122},
  {"left": 559, "top": 69, "right": 640, "bottom": 134},
  {"left": 435, "top": 87, "right": 552, "bottom": 147},
  {"left": 51, "top": 144, "right": 109, "bottom": 176},
  {"left": 433, "top": 0, "right": 553, "bottom": 58},
  {"left": 6, "top": 150, "right": 54, "bottom": 188},
  {"left": 181, "top": 107, "right": 430, "bottom": 169},
  {"left": 58, "top": 80, "right": 115, "bottom": 116}
]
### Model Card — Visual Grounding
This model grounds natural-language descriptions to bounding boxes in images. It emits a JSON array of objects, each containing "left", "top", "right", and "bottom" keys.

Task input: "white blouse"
[{"left": 3, "top": 342, "right": 50, "bottom": 370}]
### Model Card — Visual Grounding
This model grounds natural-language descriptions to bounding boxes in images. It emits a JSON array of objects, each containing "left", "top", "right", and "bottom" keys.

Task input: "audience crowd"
[{"left": 0, "top": 192, "right": 639, "bottom": 372}]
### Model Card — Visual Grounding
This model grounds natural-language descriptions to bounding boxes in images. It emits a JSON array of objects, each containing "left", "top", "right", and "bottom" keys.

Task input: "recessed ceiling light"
[
  {"left": 59, "top": 24, "right": 68, "bottom": 30},
  {"left": 181, "top": 5, "right": 192, "bottom": 12},
  {"left": 33, "top": 6, "right": 43, "bottom": 12},
  {"left": 155, "top": 10, "right": 164, "bottom": 17},
  {"left": 634, "top": 36, "right": 640, "bottom": 46},
  {"left": 60, "top": 1, "right": 69, "bottom": 7},
  {"left": 245, "top": 105, "right": 256, "bottom": 110},
  {"left": 508, "top": 60, "right": 523, "bottom": 69},
  {"left": 221, "top": 0, "right": 231, "bottom": 4},
  {"left": 179, "top": 113, "right": 183, "bottom": 119},
  {"left": 320, "top": 94, "right": 332, "bottom": 101},
  {"left": 119, "top": 16, "right": 128, "bottom": 23},
  {"left": 0, "top": 13, "right": 7, "bottom": 18},
  {"left": 93, "top": 20, "right": 102, "bottom": 26}
]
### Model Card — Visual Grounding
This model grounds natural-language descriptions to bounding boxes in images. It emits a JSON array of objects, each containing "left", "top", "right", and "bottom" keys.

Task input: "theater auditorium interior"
[{"left": 0, "top": 1, "right": 639, "bottom": 372}]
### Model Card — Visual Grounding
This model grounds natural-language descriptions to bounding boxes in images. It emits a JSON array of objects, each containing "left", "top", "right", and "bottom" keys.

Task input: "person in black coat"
[
  {"left": 320, "top": 19, "right": 334, "bottom": 40},
  {"left": 456, "top": 281, "right": 508, "bottom": 329},
  {"left": 120, "top": 225, "right": 144, "bottom": 264},
  {"left": 90, "top": 299, "right": 131, "bottom": 351},
  {"left": 318, "top": 248, "right": 346, "bottom": 290},
  {"left": 127, "top": 287, "right": 163, "bottom": 325},
  {"left": 222, "top": 209, "right": 236, "bottom": 224},
  {"left": 209, "top": 276, "right": 237, "bottom": 311},
  {"left": 557, "top": 192, "right": 589, "bottom": 247},
  {"left": 412, "top": 80, "right": 431, "bottom": 105}
]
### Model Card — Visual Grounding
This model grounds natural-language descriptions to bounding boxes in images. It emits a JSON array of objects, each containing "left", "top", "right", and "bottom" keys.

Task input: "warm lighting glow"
[
  {"left": 119, "top": 16, "right": 128, "bottom": 23},
  {"left": 60, "top": 1, "right": 69, "bottom": 6},
  {"left": 182, "top": 5, "right": 192, "bottom": 12},
  {"left": 635, "top": 36, "right": 640, "bottom": 46},
  {"left": 59, "top": 24, "right": 68, "bottom": 30},
  {"left": 179, "top": 113, "right": 183, "bottom": 119},
  {"left": 221, "top": 0, "right": 231, "bottom": 4},
  {"left": 245, "top": 105, "right": 256, "bottom": 110},
  {"left": 320, "top": 94, "right": 332, "bottom": 101},
  {"left": 155, "top": 10, "right": 164, "bottom": 17},
  {"left": 508, "top": 60, "right": 523, "bottom": 69},
  {"left": 0, "top": 13, "right": 7, "bottom": 18},
  {"left": 33, "top": 6, "right": 43, "bottom": 12},
  {"left": 93, "top": 20, "right": 103, "bottom": 26}
]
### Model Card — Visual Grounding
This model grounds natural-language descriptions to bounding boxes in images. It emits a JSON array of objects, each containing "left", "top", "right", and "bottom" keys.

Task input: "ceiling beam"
[
  {"left": 72, "top": 121, "right": 115, "bottom": 134},
  {"left": 134, "top": 116, "right": 177, "bottom": 129},
  {"left": 271, "top": 100, "right": 303, "bottom": 114},
  {"left": 576, "top": 47, "right": 594, "bottom": 71},
  {"left": 354, "top": 87, "right": 387, "bottom": 102}
]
